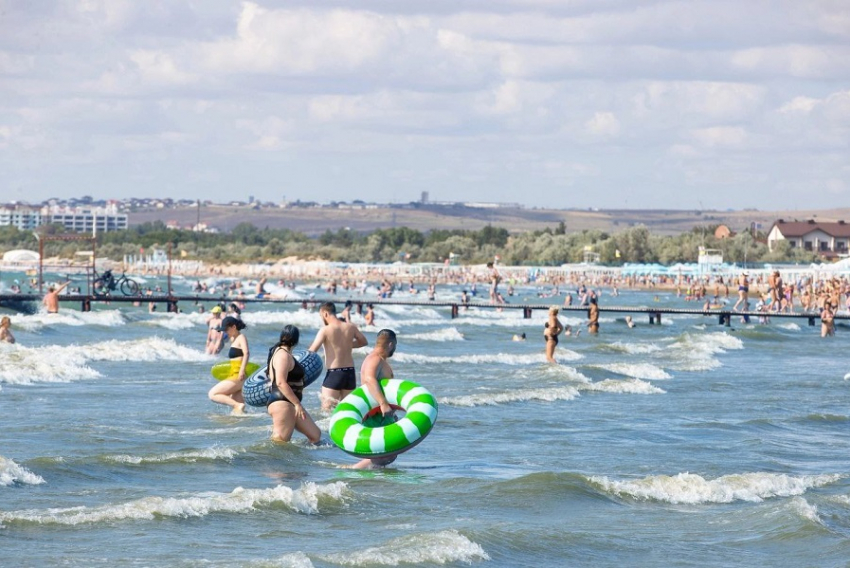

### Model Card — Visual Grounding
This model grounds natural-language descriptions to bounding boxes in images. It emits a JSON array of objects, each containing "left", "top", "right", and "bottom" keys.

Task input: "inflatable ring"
[
  {"left": 242, "top": 350, "right": 324, "bottom": 407},
  {"left": 329, "top": 379, "right": 437, "bottom": 458}
]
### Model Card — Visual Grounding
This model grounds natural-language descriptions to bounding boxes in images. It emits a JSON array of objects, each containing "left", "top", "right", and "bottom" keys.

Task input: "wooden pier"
[{"left": 1, "top": 293, "right": 845, "bottom": 328}]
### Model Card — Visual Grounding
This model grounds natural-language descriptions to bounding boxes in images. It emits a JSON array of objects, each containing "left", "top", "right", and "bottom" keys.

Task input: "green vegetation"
[{"left": 0, "top": 222, "right": 819, "bottom": 266}]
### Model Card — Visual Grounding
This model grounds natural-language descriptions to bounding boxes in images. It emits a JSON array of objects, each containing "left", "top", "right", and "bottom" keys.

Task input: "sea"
[{"left": 2, "top": 273, "right": 849, "bottom": 567}]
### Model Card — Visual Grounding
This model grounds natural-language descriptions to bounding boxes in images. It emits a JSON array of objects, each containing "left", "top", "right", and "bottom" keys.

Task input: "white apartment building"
[
  {"left": 42, "top": 204, "right": 129, "bottom": 233},
  {"left": 0, "top": 205, "right": 43, "bottom": 230}
]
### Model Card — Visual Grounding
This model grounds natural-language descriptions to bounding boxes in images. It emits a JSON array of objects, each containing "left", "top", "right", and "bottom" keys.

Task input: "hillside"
[{"left": 128, "top": 204, "right": 850, "bottom": 237}]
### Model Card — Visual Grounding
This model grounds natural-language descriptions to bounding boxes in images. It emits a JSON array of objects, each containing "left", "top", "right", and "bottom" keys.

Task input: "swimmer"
[
  {"left": 207, "top": 316, "right": 250, "bottom": 415},
  {"left": 266, "top": 325, "right": 321, "bottom": 443},
  {"left": 0, "top": 316, "right": 15, "bottom": 344},
  {"left": 345, "top": 329, "right": 400, "bottom": 469},
  {"left": 512, "top": 332, "right": 527, "bottom": 341},
  {"left": 308, "top": 302, "right": 369, "bottom": 411},
  {"left": 625, "top": 315, "right": 635, "bottom": 328},
  {"left": 544, "top": 306, "right": 564, "bottom": 363},
  {"left": 42, "top": 281, "right": 71, "bottom": 313}
]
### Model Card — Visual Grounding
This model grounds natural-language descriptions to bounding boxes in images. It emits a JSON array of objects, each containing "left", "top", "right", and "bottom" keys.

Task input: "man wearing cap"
[{"left": 205, "top": 305, "right": 225, "bottom": 354}]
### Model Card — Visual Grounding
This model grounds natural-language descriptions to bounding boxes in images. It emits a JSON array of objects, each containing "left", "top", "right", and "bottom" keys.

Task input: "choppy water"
[{"left": 2, "top": 275, "right": 850, "bottom": 567}]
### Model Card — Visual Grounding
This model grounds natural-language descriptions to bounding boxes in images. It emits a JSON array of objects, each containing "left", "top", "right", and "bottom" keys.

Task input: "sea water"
[{"left": 2, "top": 276, "right": 850, "bottom": 567}]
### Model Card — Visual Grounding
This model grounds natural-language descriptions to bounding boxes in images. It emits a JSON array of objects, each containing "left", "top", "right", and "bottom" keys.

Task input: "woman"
[
  {"left": 208, "top": 316, "right": 250, "bottom": 414},
  {"left": 0, "top": 316, "right": 16, "bottom": 344},
  {"left": 543, "top": 306, "right": 564, "bottom": 363},
  {"left": 821, "top": 303, "right": 835, "bottom": 338},
  {"left": 267, "top": 325, "right": 321, "bottom": 443}
]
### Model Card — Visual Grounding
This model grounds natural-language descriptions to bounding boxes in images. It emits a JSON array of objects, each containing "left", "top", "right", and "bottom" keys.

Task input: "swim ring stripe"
[{"left": 329, "top": 378, "right": 438, "bottom": 458}]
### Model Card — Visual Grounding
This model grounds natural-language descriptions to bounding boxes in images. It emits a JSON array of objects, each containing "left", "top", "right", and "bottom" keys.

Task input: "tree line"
[{"left": 0, "top": 222, "right": 818, "bottom": 266}]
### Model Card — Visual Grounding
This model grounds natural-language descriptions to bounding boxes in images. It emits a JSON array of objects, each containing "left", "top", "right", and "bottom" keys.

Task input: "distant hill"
[{"left": 128, "top": 204, "right": 850, "bottom": 237}]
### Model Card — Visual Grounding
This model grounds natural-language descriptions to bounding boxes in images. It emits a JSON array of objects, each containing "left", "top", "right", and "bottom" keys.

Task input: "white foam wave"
[
  {"left": 591, "top": 472, "right": 843, "bottom": 504},
  {"left": 776, "top": 322, "right": 802, "bottom": 331},
  {"left": 14, "top": 310, "right": 127, "bottom": 331},
  {"left": 0, "top": 481, "right": 349, "bottom": 525},
  {"left": 319, "top": 529, "right": 489, "bottom": 566},
  {"left": 104, "top": 447, "right": 238, "bottom": 464},
  {"left": 82, "top": 337, "right": 211, "bottom": 363},
  {"left": 441, "top": 386, "right": 580, "bottom": 407},
  {"left": 662, "top": 332, "right": 744, "bottom": 372},
  {"left": 593, "top": 363, "right": 672, "bottom": 381},
  {"left": 143, "top": 313, "right": 201, "bottom": 330},
  {"left": 582, "top": 379, "right": 666, "bottom": 395},
  {"left": 609, "top": 341, "right": 663, "bottom": 355},
  {"left": 0, "top": 456, "right": 45, "bottom": 486},
  {"left": 394, "top": 351, "right": 581, "bottom": 366},
  {"left": 0, "top": 343, "right": 100, "bottom": 384},
  {"left": 405, "top": 328, "right": 465, "bottom": 342},
  {"left": 788, "top": 496, "right": 822, "bottom": 525}
]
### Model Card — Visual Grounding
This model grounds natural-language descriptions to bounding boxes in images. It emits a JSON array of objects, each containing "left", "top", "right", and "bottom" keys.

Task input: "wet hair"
[
  {"left": 319, "top": 301, "right": 336, "bottom": 315},
  {"left": 219, "top": 316, "right": 246, "bottom": 331},
  {"left": 1, "top": 316, "right": 10, "bottom": 327},
  {"left": 278, "top": 324, "right": 300, "bottom": 347}
]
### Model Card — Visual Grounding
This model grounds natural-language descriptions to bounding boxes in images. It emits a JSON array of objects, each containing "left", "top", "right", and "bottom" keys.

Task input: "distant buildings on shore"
[{"left": 0, "top": 202, "right": 127, "bottom": 233}]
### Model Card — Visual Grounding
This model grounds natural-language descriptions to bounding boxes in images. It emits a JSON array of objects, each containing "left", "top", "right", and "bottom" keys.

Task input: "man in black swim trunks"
[{"left": 307, "top": 302, "right": 369, "bottom": 411}]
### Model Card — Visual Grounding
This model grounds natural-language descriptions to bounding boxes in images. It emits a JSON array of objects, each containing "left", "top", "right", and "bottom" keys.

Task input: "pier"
[{"left": 1, "top": 293, "right": 845, "bottom": 328}]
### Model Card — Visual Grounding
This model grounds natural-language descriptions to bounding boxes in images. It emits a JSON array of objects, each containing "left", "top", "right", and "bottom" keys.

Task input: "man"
[
  {"left": 587, "top": 296, "right": 600, "bottom": 334},
  {"left": 42, "top": 281, "right": 71, "bottom": 314},
  {"left": 308, "top": 302, "right": 368, "bottom": 410},
  {"left": 348, "top": 329, "right": 399, "bottom": 469},
  {"left": 487, "top": 262, "right": 502, "bottom": 303}
]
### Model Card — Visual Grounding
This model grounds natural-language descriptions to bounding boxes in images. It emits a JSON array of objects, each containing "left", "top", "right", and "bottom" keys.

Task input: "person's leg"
[
  {"left": 208, "top": 380, "right": 244, "bottom": 413},
  {"left": 269, "top": 402, "right": 296, "bottom": 441},
  {"left": 295, "top": 412, "right": 322, "bottom": 443}
]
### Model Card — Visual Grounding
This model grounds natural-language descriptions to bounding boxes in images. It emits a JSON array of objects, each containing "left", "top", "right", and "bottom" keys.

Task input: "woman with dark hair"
[
  {"left": 267, "top": 325, "right": 321, "bottom": 443},
  {"left": 208, "top": 316, "right": 250, "bottom": 414}
]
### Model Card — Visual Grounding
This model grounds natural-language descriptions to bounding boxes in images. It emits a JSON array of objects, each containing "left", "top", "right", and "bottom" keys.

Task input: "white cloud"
[
  {"left": 691, "top": 126, "right": 749, "bottom": 149},
  {"left": 585, "top": 111, "right": 620, "bottom": 137}
]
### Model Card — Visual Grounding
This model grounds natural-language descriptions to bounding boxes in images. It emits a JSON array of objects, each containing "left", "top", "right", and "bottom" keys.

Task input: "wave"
[
  {"left": 776, "top": 322, "right": 802, "bottom": 331},
  {"left": 581, "top": 379, "right": 666, "bottom": 395},
  {"left": 319, "top": 529, "right": 489, "bottom": 566},
  {"left": 0, "top": 481, "right": 349, "bottom": 526},
  {"left": 440, "top": 386, "right": 580, "bottom": 407},
  {"left": 589, "top": 472, "right": 844, "bottom": 504},
  {"left": 142, "top": 313, "right": 203, "bottom": 330},
  {"left": 0, "top": 456, "right": 45, "bottom": 487},
  {"left": 394, "top": 351, "right": 581, "bottom": 365},
  {"left": 82, "top": 337, "right": 211, "bottom": 363},
  {"left": 788, "top": 496, "right": 823, "bottom": 525},
  {"left": 405, "top": 327, "right": 465, "bottom": 342},
  {"left": 660, "top": 332, "right": 744, "bottom": 372},
  {"left": 13, "top": 310, "right": 127, "bottom": 331},
  {"left": 605, "top": 341, "right": 664, "bottom": 355},
  {"left": 591, "top": 363, "right": 672, "bottom": 381},
  {"left": 102, "top": 446, "right": 239, "bottom": 465}
]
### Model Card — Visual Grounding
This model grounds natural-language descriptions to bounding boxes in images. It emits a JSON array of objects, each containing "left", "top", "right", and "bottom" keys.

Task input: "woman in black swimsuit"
[
  {"left": 267, "top": 325, "right": 321, "bottom": 443},
  {"left": 208, "top": 316, "right": 250, "bottom": 415},
  {"left": 544, "top": 306, "right": 564, "bottom": 363}
]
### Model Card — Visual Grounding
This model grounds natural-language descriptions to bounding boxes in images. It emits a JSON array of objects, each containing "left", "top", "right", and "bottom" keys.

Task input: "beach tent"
[{"left": 2, "top": 249, "right": 39, "bottom": 264}]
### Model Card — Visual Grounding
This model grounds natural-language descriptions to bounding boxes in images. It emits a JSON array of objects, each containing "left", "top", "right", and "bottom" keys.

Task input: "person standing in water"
[
  {"left": 42, "top": 281, "right": 71, "bottom": 314},
  {"left": 0, "top": 316, "right": 15, "bottom": 343},
  {"left": 544, "top": 306, "right": 564, "bottom": 363},
  {"left": 307, "top": 302, "right": 369, "bottom": 411},
  {"left": 208, "top": 316, "right": 250, "bottom": 415},
  {"left": 266, "top": 325, "right": 321, "bottom": 443},
  {"left": 587, "top": 296, "right": 600, "bottom": 335},
  {"left": 347, "top": 329, "right": 400, "bottom": 469}
]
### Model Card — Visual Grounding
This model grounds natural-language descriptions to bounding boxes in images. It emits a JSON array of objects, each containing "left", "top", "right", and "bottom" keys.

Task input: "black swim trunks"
[
  {"left": 545, "top": 335, "right": 559, "bottom": 345},
  {"left": 322, "top": 367, "right": 356, "bottom": 391}
]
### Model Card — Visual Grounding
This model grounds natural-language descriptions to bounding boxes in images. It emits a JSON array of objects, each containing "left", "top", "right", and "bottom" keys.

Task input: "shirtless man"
[
  {"left": 732, "top": 272, "right": 749, "bottom": 311},
  {"left": 42, "top": 281, "right": 71, "bottom": 313},
  {"left": 347, "top": 329, "right": 399, "bottom": 469},
  {"left": 308, "top": 302, "right": 369, "bottom": 411},
  {"left": 487, "top": 262, "right": 502, "bottom": 303}
]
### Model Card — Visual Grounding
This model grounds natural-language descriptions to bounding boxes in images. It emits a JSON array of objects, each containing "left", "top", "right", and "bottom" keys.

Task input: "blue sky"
[{"left": 1, "top": 1, "right": 848, "bottom": 209}]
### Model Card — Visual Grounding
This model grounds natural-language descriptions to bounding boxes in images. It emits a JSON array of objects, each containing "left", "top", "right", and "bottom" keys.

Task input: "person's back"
[{"left": 308, "top": 302, "right": 368, "bottom": 410}]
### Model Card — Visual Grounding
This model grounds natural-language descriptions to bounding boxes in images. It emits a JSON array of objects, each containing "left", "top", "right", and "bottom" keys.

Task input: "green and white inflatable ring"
[{"left": 329, "top": 379, "right": 438, "bottom": 458}]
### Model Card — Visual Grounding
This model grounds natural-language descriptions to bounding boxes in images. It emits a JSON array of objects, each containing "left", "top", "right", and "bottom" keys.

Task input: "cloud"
[{"left": 0, "top": 1, "right": 848, "bottom": 210}]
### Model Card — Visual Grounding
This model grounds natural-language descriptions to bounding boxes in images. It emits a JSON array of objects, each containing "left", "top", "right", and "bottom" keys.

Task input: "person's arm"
[
  {"left": 237, "top": 336, "right": 249, "bottom": 380},
  {"left": 362, "top": 356, "right": 391, "bottom": 416},
  {"left": 352, "top": 327, "right": 368, "bottom": 348},
  {"left": 307, "top": 328, "right": 324, "bottom": 353},
  {"left": 272, "top": 350, "right": 306, "bottom": 420},
  {"left": 56, "top": 281, "right": 71, "bottom": 294}
]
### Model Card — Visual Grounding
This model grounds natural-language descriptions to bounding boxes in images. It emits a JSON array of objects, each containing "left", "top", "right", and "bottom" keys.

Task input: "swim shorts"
[{"left": 322, "top": 367, "right": 356, "bottom": 391}]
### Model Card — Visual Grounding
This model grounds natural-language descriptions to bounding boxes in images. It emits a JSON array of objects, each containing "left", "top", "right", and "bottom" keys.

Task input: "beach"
[{"left": 1, "top": 270, "right": 850, "bottom": 567}]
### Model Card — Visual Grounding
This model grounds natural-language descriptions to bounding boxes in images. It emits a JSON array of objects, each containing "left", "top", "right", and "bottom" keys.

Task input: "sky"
[{"left": 1, "top": 1, "right": 848, "bottom": 210}]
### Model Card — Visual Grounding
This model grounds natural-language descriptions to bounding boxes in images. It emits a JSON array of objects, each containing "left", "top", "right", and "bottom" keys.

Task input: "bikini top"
[{"left": 228, "top": 347, "right": 244, "bottom": 359}]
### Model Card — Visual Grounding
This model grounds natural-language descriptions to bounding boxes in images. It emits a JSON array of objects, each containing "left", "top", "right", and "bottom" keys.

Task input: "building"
[
  {"left": 767, "top": 219, "right": 850, "bottom": 256},
  {"left": 713, "top": 225, "right": 735, "bottom": 239},
  {"left": 0, "top": 204, "right": 43, "bottom": 230},
  {"left": 43, "top": 204, "right": 128, "bottom": 234}
]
